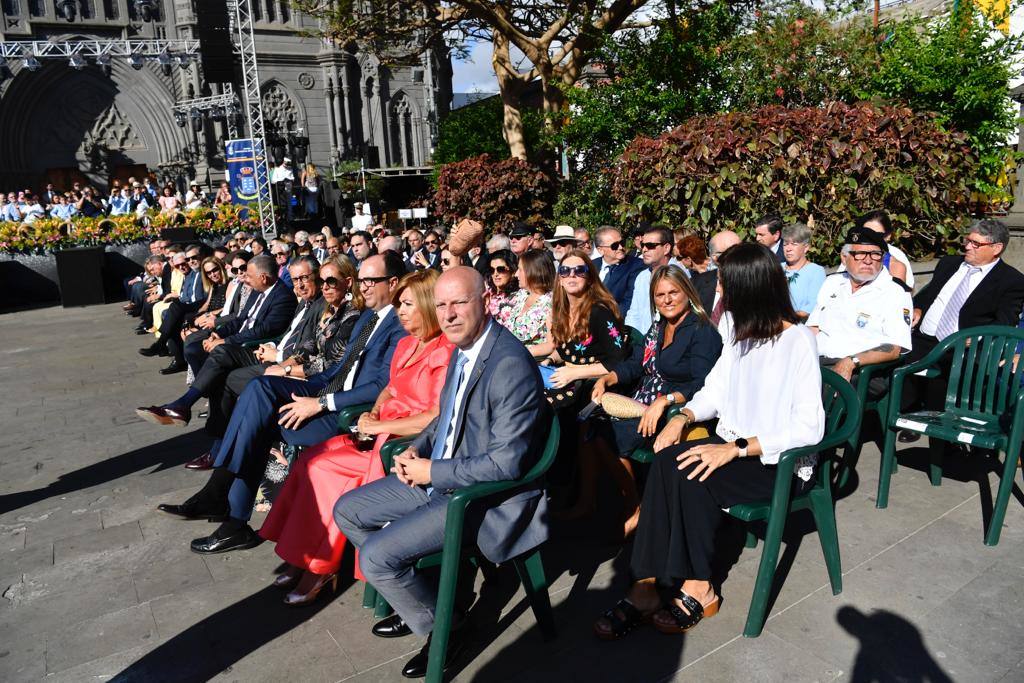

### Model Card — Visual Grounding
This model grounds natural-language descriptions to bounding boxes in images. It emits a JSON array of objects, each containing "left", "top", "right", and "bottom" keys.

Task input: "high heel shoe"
[
  {"left": 283, "top": 573, "right": 338, "bottom": 606},
  {"left": 272, "top": 569, "right": 302, "bottom": 590}
]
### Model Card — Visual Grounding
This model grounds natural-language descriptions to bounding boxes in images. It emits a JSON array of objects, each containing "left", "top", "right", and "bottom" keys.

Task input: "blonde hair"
[
  {"left": 393, "top": 268, "right": 441, "bottom": 340},
  {"left": 649, "top": 264, "right": 710, "bottom": 323},
  {"left": 327, "top": 254, "right": 363, "bottom": 311}
]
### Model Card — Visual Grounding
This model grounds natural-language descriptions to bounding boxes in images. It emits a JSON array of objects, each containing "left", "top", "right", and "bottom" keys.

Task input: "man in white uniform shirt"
[{"left": 807, "top": 228, "right": 912, "bottom": 395}]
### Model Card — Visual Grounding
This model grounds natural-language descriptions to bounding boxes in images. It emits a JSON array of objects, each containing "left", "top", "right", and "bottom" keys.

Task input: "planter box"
[{"left": 0, "top": 242, "right": 151, "bottom": 313}]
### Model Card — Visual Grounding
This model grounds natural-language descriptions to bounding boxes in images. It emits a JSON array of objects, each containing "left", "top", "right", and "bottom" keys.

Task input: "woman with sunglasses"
[
  {"left": 593, "top": 243, "right": 824, "bottom": 640},
  {"left": 486, "top": 249, "right": 520, "bottom": 323},
  {"left": 501, "top": 249, "right": 556, "bottom": 358},
  {"left": 546, "top": 249, "right": 630, "bottom": 409},
  {"left": 259, "top": 269, "right": 455, "bottom": 605}
]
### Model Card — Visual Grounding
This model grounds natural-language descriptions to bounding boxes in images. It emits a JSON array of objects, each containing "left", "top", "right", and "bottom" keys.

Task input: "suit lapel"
[
  {"left": 448, "top": 324, "right": 501, "bottom": 454},
  {"left": 962, "top": 260, "right": 1003, "bottom": 314}
]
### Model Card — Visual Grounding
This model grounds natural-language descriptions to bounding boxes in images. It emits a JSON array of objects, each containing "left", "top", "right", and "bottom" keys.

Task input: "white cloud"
[{"left": 452, "top": 41, "right": 498, "bottom": 93}]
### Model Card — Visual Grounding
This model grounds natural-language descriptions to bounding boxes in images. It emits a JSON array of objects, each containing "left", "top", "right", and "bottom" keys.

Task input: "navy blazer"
[
  {"left": 611, "top": 314, "right": 723, "bottom": 402},
  {"left": 307, "top": 307, "right": 408, "bottom": 409},
  {"left": 216, "top": 280, "right": 297, "bottom": 345},
  {"left": 595, "top": 254, "right": 646, "bottom": 317},
  {"left": 411, "top": 322, "right": 550, "bottom": 564},
  {"left": 690, "top": 269, "right": 718, "bottom": 315}
]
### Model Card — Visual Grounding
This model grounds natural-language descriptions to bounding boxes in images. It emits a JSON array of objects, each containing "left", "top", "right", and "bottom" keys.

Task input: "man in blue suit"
[
  {"left": 593, "top": 226, "right": 645, "bottom": 318},
  {"left": 157, "top": 252, "right": 408, "bottom": 554},
  {"left": 334, "top": 266, "right": 550, "bottom": 677}
]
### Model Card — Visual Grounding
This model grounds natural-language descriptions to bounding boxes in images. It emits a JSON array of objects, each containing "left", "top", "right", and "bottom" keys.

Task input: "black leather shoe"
[
  {"left": 898, "top": 430, "right": 921, "bottom": 444},
  {"left": 157, "top": 498, "right": 228, "bottom": 520},
  {"left": 135, "top": 327, "right": 150, "bottom": 335},
  {"left": 160, "top": 360, "right": 187, "bottom": 375},
  {"left": 190, "top": 523, "right": 262, "bottom": 555},
  {"left": 372, "top": 613, "right": 413, "bottom": 639},
  {"left": 401, "top": 629, "right": 466, "bottom": 679},
  {"left": 139, "top": 344, "right": 162, "bottom": 357}
]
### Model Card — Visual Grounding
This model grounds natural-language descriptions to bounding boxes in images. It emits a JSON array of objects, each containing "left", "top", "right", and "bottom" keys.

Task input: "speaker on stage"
[{"left": 195, "top": 1, "right": 235, "bottom": 84}]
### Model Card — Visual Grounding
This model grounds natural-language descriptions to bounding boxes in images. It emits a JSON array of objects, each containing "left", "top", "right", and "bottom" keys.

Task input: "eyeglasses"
[
  {"left": 273, "top": 251, "right": 288, "bottom": 258},
  {"left": 312, "top": 237, "right": 325, "bottom": 244},
  {"left": 847, "top": 250, "right": 885, "bottom": 262},
  {"left": 292, "top": 274, "right": 315, "bottom": 284},
  {"left": 424, "top": 239, "right": 439, "bottom": 246},
  {"left": 639, "top": 241, "right": 666, "bottom": 251},
  {"left": 552, "top": 240, "right": 576, "bottom": 248},
  {"left": 599, "top": 241, "right": 624, "bottom": 251},
  {"left": 558, "top": 265, "right": 589, "bottom": 279},
  {"left": 357, "top": 275, "right": 391, "bottom": 288},
  {"left": 186, "top": 255, "right": 200, "bottom": 262},
  {"left": 203, "top": 268, "right": 219, "bottom": 275},
  {"left": 441, "top": 258, "right": 451, "bottom": 266},
  {"left": 322, "top": 276, "right": 342, "bottom": 289},
  {"left": 964, "top": 237, "right": 997, "bottom": 250},
  {"left": 175, "top": 262, "right": 189, "bottom": 269},
  {"left": 490, "top": 265, "right": 510, "bottom": 274}
]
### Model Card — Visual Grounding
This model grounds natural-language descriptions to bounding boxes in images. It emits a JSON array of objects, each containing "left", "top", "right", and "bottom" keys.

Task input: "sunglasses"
[
  {"left": 639, "top": 241, "right": 666, "bottom": 251},
  {"left": 229, "top": 266, "right": 242, "bottom": 274},
  {"left": 203, "top": 268, "right": 219, "bottom": 275},
  {"left": 490, "top": 265, "right": 510, "bottom": 274},
  {"left": 600, "top": 241, "right": 624, "bottom": 251},
  {"left": 273, "top": 251, "right": 288, "bottom": 257},
  {"left": 552, "top": 240, "right": 576, "bottom": 248},
  {"left": 424, "top": 240, "right": 439, "bottom": 246},
  {"left": 558, "top": 265, "right": 589, "bottom": 279},
  {"left": 441, "top": 258, "right": 451, "bottom": 266},
  {"left": 357, "top": 275, "right": 391, "bottom": 287},
  {"left": 186, "top": 255, "right": 201, "bottom": 262},
  {"left": 322, "top": 276, "right": 342, "bottom": 289}
]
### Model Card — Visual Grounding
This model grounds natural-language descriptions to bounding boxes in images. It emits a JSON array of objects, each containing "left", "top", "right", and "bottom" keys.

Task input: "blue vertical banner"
[{"left": 225, "top": 138, "right": 258, "bottom": 204}]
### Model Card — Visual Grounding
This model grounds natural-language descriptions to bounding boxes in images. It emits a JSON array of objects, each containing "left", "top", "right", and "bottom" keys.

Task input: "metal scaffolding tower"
[{"left": 231, "top": 0, "right": 276, "bottom": 239}]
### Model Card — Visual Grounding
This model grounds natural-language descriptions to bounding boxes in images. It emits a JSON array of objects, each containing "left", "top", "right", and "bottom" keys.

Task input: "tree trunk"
[
  {"left": 492, "top": 33, "right": 529, "bottom": 160},
  {"left": 540, "top": 72, "right": 567, "bottom": 134}
]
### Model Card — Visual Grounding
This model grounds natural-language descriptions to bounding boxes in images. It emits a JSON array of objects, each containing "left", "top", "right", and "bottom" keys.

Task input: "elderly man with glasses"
[
  {"left": 806, "top": 227, "right": 912, "bottom": 392},
  {"left": 592, "top": 225, "right": 646, "bottom": 318},
  {"left": 624, "top": 224, "right": 687, "bottom": 334},
  {"left": 271, "top": 241, "right": 295, "bottom": 288}
]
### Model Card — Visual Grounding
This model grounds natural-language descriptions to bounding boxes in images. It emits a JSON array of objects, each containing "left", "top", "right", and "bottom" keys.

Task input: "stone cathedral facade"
[{"left": 0, "top": 0, "right": 452, "bottom": 196}]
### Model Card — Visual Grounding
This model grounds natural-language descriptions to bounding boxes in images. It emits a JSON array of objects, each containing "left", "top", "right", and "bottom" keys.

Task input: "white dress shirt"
[
  {"left": 807, "top": 269, "right": 913, "bottom": 358},
  {"left": 919, "top": 259, "right": 1000, "bottom": 337},
  {"left": 686, "top": 324, "right": 825, "bottom": 480},
  {"left": 242, "top": 282, "right": 278, "bottom": 330},
  {"left": 275, "top": 300, "right": 313, "bottom": 363},
  {"left": 437, "top": 320, "right": 494, "bottom": 460},
  {"left": 324, "top": 304, "right": 393, "bottom": 411}
]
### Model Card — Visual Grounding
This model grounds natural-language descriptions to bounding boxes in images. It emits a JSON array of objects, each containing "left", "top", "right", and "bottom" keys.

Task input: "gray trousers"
[{"left": 333, "top": 475, "right": 450, "bottom": 635}]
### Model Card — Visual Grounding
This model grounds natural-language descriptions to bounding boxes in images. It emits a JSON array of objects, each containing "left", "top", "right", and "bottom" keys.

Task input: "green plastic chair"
[
  {"left": 725, "top": 367, "right": 861, "bottom": 637},
  {"left": 628, "top": 404, "right": 685, "bottom": 464},
  {"left": 336, "top": 402, "right": 374, "bottom": 432},
  {"left": 376, "top": 417, "right": 562, "bottom": 683},
  {"left": 837, "top": 359, "right": 901, "bottom": 489},
  {"left": 877, "top": 326, "right": 1024, "bottom": 546}
]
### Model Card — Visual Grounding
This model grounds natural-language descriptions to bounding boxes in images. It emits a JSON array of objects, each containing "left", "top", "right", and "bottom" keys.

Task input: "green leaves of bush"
[{"left": 613, "top": 102, "right": 977, "bottom": 263}]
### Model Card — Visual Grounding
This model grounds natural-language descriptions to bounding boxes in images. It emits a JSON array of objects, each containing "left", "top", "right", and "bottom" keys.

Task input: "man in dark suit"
[
  {"left": 156, "top": 252, "right": 408, "bottom": 554},
  {"left": 334, "top": 266, "right": 550, "bottom": 678},
  {"left": 903, "top": 219, "right": 1024, "bottom": 418},
  {"left": 753, "top": 214, "right": 786, "bottom": 263},
  {"left": 593, "top": 226, "right": 646, "bottom": 318},
  {"left": 689, "top": 230, "right": 741, "bottom": 324}
]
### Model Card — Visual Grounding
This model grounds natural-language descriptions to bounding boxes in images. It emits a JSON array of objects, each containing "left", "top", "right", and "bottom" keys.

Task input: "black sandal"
[
  {"left": 593, "top": 599, "right": 650, "bottom": 640},
  {"left": 654, "top": 590, "right": 720, "bottom": 634}
]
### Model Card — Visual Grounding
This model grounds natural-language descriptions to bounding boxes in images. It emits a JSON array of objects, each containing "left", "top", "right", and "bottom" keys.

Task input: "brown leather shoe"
[
  {"left": 136, "top": 405, "right": 190, "bottom": 427},
  {"left": 184, "top": 452, "right": 215, "bottom": 470}
]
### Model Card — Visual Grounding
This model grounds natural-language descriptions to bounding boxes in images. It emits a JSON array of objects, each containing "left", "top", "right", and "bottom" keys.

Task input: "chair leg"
[
  {"left": 985, "top": 445, "right": 1021, "bottom": 546},
  {"left": 928, "top": 438, "right": 944, "bottom": 487},
  {"left": 808, "top": 489, "right": 842, "bottom": 595},
  {"left": 374, "top": 593, "right": 393, "bottom": 619},
  {"left": 425, "top": 544, "right": 463, "bottom": 683},
  {"left": 744, "top": 529, "right": 758, "bottom": 549},
  {"left": 513, "top": 551, "right": 557, "bottom": 640},
  {"left": 877, "top": 398, "right": 897, "bottom": 473},
  {"left": 743, "top": 509, "right": 786, "bottom": 638},
  {"left": 876, "top": 426, "right": 899, "bottom": 509},
  {"left": 362, "top": 582, "right": 378, "bottom": 609}
]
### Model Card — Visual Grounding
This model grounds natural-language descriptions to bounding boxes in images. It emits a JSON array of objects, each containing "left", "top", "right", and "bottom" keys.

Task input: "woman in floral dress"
[
  {"left": 486, "top": 249, "right": 520, "bottom": 323},
  {"left": 501, "top": 249, "right": 556, "bottom": 359}
]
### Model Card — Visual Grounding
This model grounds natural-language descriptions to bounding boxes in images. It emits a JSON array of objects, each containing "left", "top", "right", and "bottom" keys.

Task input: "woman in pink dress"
[{"left": 259, "top": 268, "right": 455, "bottom": 605}]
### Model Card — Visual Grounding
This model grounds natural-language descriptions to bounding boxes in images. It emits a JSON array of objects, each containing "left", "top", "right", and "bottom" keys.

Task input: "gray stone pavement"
[{"left": 1, "top": 303, "right": 1023, "bottom": 682}]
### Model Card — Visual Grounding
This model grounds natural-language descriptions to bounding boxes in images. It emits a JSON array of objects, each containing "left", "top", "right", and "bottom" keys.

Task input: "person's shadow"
[{"left": 837, "top": 606, "right": 953, "bottom": 683}]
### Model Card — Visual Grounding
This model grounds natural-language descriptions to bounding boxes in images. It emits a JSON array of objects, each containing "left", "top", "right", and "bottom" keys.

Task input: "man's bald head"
[
  {"left": 435, "top": 266, "right": 489, "bottom": 349},
  {"left": 709, "top": 230, "right": 741, "bottom": 265}
]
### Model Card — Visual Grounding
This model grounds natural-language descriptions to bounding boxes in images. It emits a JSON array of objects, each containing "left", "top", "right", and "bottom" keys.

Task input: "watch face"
[{"left": 735, "top": 437, "right": 749, "bottom": 449}]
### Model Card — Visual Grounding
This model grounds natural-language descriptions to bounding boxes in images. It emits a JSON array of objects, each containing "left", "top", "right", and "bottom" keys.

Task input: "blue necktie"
[{"left": 431, "top": 351, "right": 469, "bottom": 462}]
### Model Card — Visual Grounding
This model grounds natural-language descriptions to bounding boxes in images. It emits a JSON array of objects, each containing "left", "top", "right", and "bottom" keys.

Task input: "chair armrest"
[
  {"left": 379, "top": 436, "right": 417, "bottom": 471},
  {"left": 336, "top": 402, "right": 374, "bottom": 431},
  {"left": 857, "top": 358, "right": 901, "bottom": 382},
  {"left": 667, "top": 404, "right": 684, "bottom": 419}
]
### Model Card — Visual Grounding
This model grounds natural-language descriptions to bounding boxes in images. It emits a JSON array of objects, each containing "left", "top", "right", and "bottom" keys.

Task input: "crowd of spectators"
[
  {"left": 118, "top": 209, "right": 1024, "bottom": 676},
  {"left": 0, "top": 177, "right": 240, "bottom": 224}
]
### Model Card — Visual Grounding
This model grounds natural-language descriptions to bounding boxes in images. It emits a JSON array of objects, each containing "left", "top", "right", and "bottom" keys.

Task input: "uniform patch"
[
  {"left": 856, "top": 312, "right": 870, "bottom": 328},
  {"left": 903, "top": 308, "right": 911, "bottom": 326}
]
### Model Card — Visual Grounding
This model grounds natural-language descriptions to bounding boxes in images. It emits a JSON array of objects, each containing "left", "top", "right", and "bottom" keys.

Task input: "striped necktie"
[
  {"left": 319, "top": 311, "right": 379, "bottom": 397},
  {"left": 935, "top": 266, "right": 981, "bottom": 340},
  {"left": 431, "top": 352, "right": 469, "bottom": 461}
]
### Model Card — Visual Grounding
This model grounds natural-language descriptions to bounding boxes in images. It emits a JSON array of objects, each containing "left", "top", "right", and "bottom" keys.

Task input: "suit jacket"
[
  {"left": 771, "top": 240, "right": 785, "bottom": 263},
  {"left": 216, "top": 280, "right": 297, "bottom": 345},
  {"left": 280, "top": 296, "right": 326, "bottom": 359},
  {"left": 915, "top": 255, "right": 1024, "bottom": 331},
  {"left": 595, "top": 254, "right": 646, "bottom": 317},
  {"left": 307, "top": 307, "right": 408, "bottom": 409},
  {"left": 410, "top": 323, "right": 551, "bottom": 564},
  {"left": 690, "top": 269, "right": 718, "bottom": 314},
  {"left": 159, "top": 262, "right": 173, "bottom": 294}
]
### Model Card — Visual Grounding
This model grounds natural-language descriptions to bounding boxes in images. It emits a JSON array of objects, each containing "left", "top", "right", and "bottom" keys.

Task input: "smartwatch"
[{"left": 735, "top": 437, "right": 749, "bottom": 458}]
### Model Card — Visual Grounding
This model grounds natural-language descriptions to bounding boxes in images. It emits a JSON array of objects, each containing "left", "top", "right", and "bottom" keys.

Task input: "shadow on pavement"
[
  {"left": 838, "top": 606, "right": 954, "bottom": 683},
  {"left": 0, "top": 430, "right": 208, "bottom": 515}
]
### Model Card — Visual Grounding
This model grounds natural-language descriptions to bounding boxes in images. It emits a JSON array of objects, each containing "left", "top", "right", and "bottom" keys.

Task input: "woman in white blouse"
[{"left": 594, "top": 242, "right": 825, "bottom": 640}]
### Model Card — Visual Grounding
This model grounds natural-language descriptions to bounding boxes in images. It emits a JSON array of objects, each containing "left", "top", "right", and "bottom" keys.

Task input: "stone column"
[{"left": 324, "top": 78, "right": 338, "bottom": 158}]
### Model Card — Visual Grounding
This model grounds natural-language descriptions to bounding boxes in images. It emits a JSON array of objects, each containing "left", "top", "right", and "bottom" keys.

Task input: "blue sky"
[{"left": 452, "top": 41, "right": 499, "bottom": 93}]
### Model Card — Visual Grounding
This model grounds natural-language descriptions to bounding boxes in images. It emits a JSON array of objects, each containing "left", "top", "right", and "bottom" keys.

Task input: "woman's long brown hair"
[{"left": 551, "top": 249, "right": 622, "bottom": 346}]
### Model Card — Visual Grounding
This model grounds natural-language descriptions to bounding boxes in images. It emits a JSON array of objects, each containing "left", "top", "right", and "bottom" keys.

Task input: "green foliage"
[
  {"left": 432, "top": 153, "right": 558, "bottom": 231},
  {"left": 434, "top": 97, "right": 545, "bottom": 167},
  {"left": 612, "top": 102, "right": 978, "bottom": 263}
]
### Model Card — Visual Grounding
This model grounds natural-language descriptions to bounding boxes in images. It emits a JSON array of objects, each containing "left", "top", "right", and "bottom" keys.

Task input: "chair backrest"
[
  {"left": 941, "top": 326, "right": 1024, "bottom": 419},
  {"left": 519, "top": 411, "right": 561, "bottom": 485},
  {"left": 817, "top": 367, "right": 863, "bottom": 489}
]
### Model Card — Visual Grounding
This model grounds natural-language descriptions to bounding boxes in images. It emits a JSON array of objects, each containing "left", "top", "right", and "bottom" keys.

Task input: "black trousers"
[
  {"left": 902, "top": 330, "right": 946, "bottom": 411},
  {"left": 157, "top": 300, "right": 202, "bottom": 360},
  {"left": 630, "top": 436, "right": 811, "bottom": 582},
  {"left": 187, "top": 343, "right": 261, "bottom": 437}
]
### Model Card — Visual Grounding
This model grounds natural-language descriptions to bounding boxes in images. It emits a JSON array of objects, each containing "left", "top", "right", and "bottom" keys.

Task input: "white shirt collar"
[
  {"left": 964, "top": 258, "right": 999, "bottom": 278},
  {"left": 458, "top": 319, "right": 496, "bottom": 369},
  {"left": 842, "top": 265, "right": 894, "bottom": 293}
]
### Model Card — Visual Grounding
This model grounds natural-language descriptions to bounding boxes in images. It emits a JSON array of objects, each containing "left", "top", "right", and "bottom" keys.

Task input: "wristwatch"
[
  {"left": 850, "top": 355, "right": 861, "bottom": 368},
  {"left": 735, "top": 437, "right": 749, "bottom": 458},
  {"left": 318, "top": 395, "right": 329, "bottom": 411},
  {"left": 284, "top": 364, "right": 292, "bottom": 376}
]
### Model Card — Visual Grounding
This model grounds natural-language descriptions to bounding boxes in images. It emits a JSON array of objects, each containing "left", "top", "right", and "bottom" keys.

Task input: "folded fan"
[{"left": 600, "top": 393, "right": 647, "bottom": 419}]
